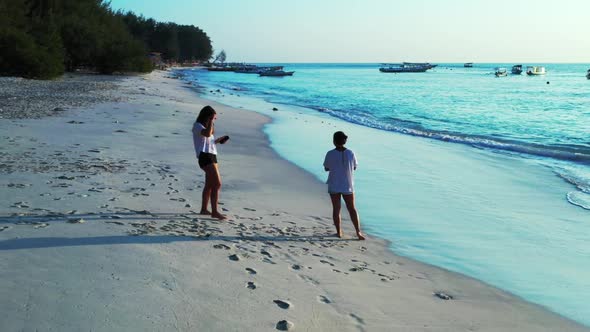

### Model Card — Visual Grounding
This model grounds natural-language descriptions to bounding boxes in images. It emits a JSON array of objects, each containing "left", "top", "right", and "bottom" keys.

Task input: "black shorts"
[{"left": 198, "top": 152, "right": 217, "bottom": 168}]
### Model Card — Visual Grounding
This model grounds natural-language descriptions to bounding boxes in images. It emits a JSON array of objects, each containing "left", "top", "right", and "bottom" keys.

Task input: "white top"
[
  {"left": 192, "top": 122, "right": 217, "bottom": 156},
  {"left": 323, "top": 148, "right": 358, "bottom": 194}
]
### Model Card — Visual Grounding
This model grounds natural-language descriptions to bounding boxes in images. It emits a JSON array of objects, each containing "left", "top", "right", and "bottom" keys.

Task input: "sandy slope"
[{"left": 0, "top": 70, "right": 587, "bottom": 331}]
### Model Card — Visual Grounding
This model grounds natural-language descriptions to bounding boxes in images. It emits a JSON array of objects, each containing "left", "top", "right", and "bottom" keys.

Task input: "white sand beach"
[{"left": 1, "top": 70, "right": 587, "bottom": 331}]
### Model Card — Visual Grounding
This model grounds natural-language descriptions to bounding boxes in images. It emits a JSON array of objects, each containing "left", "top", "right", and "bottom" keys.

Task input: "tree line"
[{"left": 0, "top": 0, "right": 213, "bottom": 79}]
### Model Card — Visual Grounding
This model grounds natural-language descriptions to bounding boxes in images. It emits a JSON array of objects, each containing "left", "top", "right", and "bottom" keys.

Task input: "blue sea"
[{"left": 177, "top": 63, "right": 590, "bottom": 325}]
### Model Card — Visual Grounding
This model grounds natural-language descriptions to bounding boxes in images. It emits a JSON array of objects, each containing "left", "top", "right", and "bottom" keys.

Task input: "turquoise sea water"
[{"left": 177, "top": 64, "right": 590, "bottom": 325}]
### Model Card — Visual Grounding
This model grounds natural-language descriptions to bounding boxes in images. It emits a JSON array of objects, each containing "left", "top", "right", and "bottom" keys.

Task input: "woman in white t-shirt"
[
  {"left": 192, "top": 106, "right": 229, "bottom": 220},
  {"left": 323, "top": 131, "right": 365, "bottom": 240}
]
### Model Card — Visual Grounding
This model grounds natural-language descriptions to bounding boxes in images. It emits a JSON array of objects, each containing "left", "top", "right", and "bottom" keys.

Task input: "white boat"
[
  {"left": 494, "top": 67, "right": 507, "bottom": 77},
  {"left": 526, "top": 66, "right": 546, "bottom": 75}
]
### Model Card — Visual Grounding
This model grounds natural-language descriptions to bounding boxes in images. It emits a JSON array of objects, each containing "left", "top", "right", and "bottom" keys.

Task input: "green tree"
[{"left": 213, "top": 50, "right": 226, "bottom": 64}]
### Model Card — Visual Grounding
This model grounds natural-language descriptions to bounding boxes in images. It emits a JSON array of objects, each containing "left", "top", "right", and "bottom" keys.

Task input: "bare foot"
[
  {"left": 211, "top": 212, "right": 227, "bottom": 220},
  {"left": 357, "top": 232, "right": 366, "bottom": 241},
  {"left": 200, "top": 210, "right": 211, "bottom": 215},
  {"left": 336, "top": 231, "right": 343, "bottom": 238}
]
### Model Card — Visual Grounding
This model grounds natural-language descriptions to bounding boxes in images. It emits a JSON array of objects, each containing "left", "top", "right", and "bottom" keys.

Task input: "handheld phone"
[{"left": 219, "top": 135, "right": 230, "bottom": 144}]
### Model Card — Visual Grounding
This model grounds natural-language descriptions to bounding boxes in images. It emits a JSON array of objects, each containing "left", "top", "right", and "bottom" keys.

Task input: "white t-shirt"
[
  {"left": 192, "top": 122, "right": 217, "bottom": 156},
  {"left": 323, "top": 148, "right": 358, "bottom": 194}
]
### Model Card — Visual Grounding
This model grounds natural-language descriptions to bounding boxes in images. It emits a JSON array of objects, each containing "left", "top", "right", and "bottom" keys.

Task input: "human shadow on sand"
[
  {"left": 0, "top": 212, "right": 225, "bottom": 224},
  {"left": 0, "top": 234, "right": 350, "bottom": 251}
]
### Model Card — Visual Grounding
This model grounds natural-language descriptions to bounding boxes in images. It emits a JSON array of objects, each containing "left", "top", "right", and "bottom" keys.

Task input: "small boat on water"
[
  {"left": 586, "top": 69, "right": 590, "bottom": 79},
  {"left": 511, "top": 64, "right": 523, "bottom": 75},
  {"left": 379, "top": 62, "right": 436, "bottom": 73},
  {"left": 464, "top": 62, "right": 474, "bottom": 68},
  {"left": 207, "top": 65, "right": 235, "bottom": 72},
  {"left": 526, "top": 66, "right": 546, "bottom": 75},
  {"left": 494, "top": 67, "right": 508, "bottom": 77},
  {"left": 235, "top": 65, "right": 284, "bottom": 74},
  {"left": 259, "top": 70, "right": 294, "bottom": 77}
]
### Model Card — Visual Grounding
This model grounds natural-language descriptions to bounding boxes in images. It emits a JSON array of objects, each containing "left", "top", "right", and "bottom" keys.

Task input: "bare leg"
[
  {"left": 343, "top": 193, "right": 365, "bottom": 240},
  {"left": 200, "top": 177, "right": 212, "bottom": 214},
  {"left": 204, "top": 163, "right": 226, "bottom": 220},
  {"left": 330, "top": 194, "right": 343, "bottom": 238}
]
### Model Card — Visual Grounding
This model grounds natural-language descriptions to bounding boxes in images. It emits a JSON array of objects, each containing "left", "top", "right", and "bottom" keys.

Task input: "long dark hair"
[{"left": 196, "top": 105, "right": 216, "bottom": 126}]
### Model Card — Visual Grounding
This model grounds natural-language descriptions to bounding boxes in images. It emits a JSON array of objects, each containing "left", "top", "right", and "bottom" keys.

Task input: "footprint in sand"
[
  {"left": 105, "top": 221, "right": 125, "bottom": 226},
  {"left": 33, "top": 222, "right": 49, "bottom": 229},
  {"left": 245, "top": 268, "right": 257, "bottom": 275},
  {"left": 276, "top": 320, "right": 294, "bottom": 331},
  {"left": 0, "top": 226, "right": 11, "bottom": 232},
  {"left": 298, "top": 275, "right": 320, "bottom": 286},
  {"left": 349, "top": 313, "right": 365, "bottom": 326},
  {"left": 246, "top": 281, "right": 256, "bottom": 290},
  {"left": 320, "top": 260, "right": 335, "bottom": 267},
  {"left": 434, "top": 292, "right": 453, "bottom": 300},
  {"left": 273, "top": 300, "right": 292, "bottom": 309},
  {"left": 262, "top": 258, "right": 276, "bottom": 265},
  {"left": 317, "top": 295, "right": 332, "bottom": 304},
  {"left": 213, "top": 244, "right": 231, "bottom": 250},
  {"left": 290, "top": 264, "right": 302, "bottom": 270},
  {"left": 229, "top": 254, "right": 241, "bottom": 261}
]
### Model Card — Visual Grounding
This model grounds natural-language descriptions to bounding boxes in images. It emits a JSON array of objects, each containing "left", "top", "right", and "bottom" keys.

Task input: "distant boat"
[
  {"left": 494, "top": 67, "right": 508, "bottom": 77},
  {"left": 511, "top": 65, "right": 523, "bottom": 75},
  {"left": 464, "top": 62, "right": 474, "bottom": 68},
  {"left": 234, "top": 65, "right": 261, "bottom": 74},
  {"left": 259, "top": 70, "right": 294, "bottom": 77},
  {"left": 526, "top": 66, "right": 546, "bottom": 75},
  {"left": 379, "top": 62, "right": 436, "bottom": 73},
  {"left": 586, "top": 69, "right": 590, "bottom": 79},
  {"left": 207, "top": 65, "right": 234, "bottom": 72},
  {"left": 235, "top": 65, "right": 284, "bottom": 74},
  {"left": 234, "top": 68, "right": 260, "bottom": 74}
]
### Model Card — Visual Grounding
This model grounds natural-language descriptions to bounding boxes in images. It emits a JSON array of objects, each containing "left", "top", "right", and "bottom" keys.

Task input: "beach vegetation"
[
  {"left": 0, "top": 0, "right": 213, "bottom": 79},
  {"left": 213, "top": 50, "right": 227, "bottom": 64}
]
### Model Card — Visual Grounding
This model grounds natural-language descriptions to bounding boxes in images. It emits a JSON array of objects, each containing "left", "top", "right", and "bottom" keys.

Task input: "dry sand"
[{"left": 0, "top": 70, "right": 587, "bottom": 331}]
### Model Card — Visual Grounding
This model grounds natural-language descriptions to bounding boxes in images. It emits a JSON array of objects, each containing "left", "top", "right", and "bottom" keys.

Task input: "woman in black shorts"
[{"left": 192, "top": 106, "right": 229, "bottom": 220}]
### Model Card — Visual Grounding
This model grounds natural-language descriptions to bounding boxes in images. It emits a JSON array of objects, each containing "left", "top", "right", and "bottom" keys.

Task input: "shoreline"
[
  {"left": 179, "top": 65, "right": 590, "bottom": 323},
  {"left": 173, "top": 69, "right": 589, "bottom": 329},
  {"left": 1, "top": 70, "right": 587, "bottom": 331}
]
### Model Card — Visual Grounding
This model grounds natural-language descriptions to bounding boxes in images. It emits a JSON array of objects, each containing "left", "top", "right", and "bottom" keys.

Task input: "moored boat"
[
  {"left": 235, "top": 65, "right": 284, "bottom": 74},
  {"left": 259, "top": 70, "right": 294, "bottom": 77},
  {"left": 526, "top": 66, "right": 546, "bottom": 75},
  {"left": 379, "top": 62, "right": 436, "bottom": 73},
  {"left": 586, "top": 69, "right": 590, "bottom": 79},
  {"left": 494, "top": 67, "right": 507, "bottom": 77},
  {"left": 511, "top": 64, "right": 523, "bottom": 75},
  {"left": 207, "top": 65, "right": 235, "bottom": 72},
  {"left": 464, "top": 62, "right": 473, "bottom": 68}
]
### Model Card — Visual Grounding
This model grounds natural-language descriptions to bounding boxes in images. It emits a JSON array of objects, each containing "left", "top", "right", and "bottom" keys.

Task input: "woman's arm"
[
  {"left": 200, "top": 116, "right": 214, "bottom": 137},
  {"left": 214, "top": 135, "right": 229, "bottom": 144}
]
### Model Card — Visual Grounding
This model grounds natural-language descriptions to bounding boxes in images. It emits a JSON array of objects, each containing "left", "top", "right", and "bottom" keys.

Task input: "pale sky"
[{"left": 110, "top": 0, "right": 589, "bottom": 63}]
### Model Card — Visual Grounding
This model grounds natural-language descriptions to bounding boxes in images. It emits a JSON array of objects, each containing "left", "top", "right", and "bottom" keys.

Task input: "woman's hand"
[{"left": 215, "top": 135, "right": 230, "bottom": 144}]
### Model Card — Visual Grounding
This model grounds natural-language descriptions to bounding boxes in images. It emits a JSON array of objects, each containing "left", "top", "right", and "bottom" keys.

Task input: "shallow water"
[{"left": 178, "top": 64, "right": 590, "bottom": 325}]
